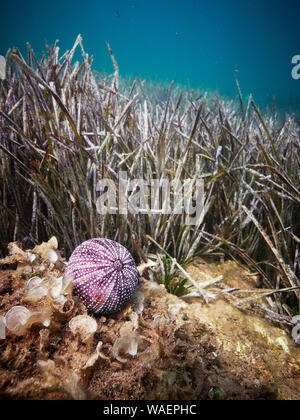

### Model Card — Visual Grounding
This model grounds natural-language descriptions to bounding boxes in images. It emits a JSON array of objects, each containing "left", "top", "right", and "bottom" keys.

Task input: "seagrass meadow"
[{"left": 0, "top": 36, "right": 299, "bottom": 326}]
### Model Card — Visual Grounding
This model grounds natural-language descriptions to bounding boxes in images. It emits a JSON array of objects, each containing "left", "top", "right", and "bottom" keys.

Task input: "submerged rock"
[{"left": 0, "top": 241, "right": 299, "bottom": 400}]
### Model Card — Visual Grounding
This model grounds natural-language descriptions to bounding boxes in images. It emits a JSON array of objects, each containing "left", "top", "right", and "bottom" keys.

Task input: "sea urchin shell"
[{"left": 66, "top": 238, "right": 140, "bottom": 315}]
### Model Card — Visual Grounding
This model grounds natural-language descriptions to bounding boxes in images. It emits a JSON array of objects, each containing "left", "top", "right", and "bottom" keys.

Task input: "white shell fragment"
[
  {"left": 28, "top": 253, "right": 36, "bottom": 263},
  {"left": 113, "top": 334, "right": 138, "bottom": 363},
  {"left": 68, "top": 315, "right": 97, "bottom": 343},
  {"left": 45, "top": 249, "right": 58, "bottom": 263},
  {"left": 0, "top": 315, "right": 6, "bottom": 339},
  {"left": 5, "top": 306, "right": 31, "bottom": 335},
  {"left": 25, "top": 277, "right": 48, "bottom": 303},
  {"left": 38, "top": 359, "right": 86, "bottom": 400},
  {"left": 83, "top": 341, "right": 108, "bottom": 369},
  {"left": 61, "top": 274, "right": 73, "bottom": 297},
  {"left": 131, "top": 291, "right": 145, "bottom": 315},
  {"left": 27, "top": 276, "right": 43, "bottom": 289},
  {"left": 50, "top": 275, "right": 73, "bottom": 313}
]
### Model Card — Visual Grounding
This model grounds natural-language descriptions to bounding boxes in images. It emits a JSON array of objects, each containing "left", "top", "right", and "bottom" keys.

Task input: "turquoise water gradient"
[{"left": 1, "top": 0, "right": 300, "bottom": 114}]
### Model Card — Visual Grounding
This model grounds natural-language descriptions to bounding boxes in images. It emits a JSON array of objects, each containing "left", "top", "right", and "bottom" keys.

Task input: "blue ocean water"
[{"left": 1, "top": 0, "right": 300, "bottom": 117}]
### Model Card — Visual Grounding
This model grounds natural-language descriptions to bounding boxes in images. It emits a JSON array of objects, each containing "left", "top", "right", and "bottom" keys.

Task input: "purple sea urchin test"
[{"left": 66, "top": 238, "right": 140, "bottom": 315}]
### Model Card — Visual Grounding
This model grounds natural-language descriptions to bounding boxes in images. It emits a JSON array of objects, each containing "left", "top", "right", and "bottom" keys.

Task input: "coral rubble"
[{"left": 0, "top": 239, "right": 299, "bottom": 400}]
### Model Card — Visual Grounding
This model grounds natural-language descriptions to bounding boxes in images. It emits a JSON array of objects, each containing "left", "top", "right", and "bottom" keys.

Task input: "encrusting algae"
[{"left": 0, "top": 238, "right": 299, "bottom": 400}]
